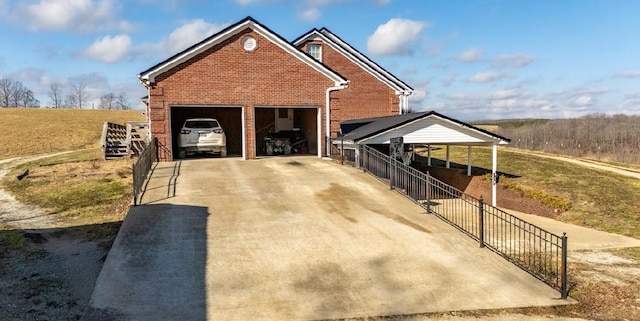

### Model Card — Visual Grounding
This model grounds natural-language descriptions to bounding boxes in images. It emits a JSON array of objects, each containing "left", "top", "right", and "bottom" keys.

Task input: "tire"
[
  {"left": 220, "top": 148, "right": 227, "bottom": 157},
  {"left": 177, "top": 148, "right": 186, "bottom": 159}
]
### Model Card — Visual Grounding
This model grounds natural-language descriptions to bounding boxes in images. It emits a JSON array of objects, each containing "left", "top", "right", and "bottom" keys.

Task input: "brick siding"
[{"left": 148, "top": 29, "right": 334, "bottom": 160}]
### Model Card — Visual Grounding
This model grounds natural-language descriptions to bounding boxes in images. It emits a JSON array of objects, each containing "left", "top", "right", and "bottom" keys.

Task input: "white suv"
[{"left": 177, "top": 118, "right": 227, "bottom": 158}]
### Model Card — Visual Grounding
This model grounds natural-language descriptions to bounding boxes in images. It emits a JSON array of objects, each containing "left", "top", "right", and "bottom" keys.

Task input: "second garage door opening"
[{"left": 255, "top": 107, "right": 318, "bottom": 157}]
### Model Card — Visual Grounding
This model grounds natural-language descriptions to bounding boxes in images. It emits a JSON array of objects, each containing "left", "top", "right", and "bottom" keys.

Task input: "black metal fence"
[
  {"left": 356, "top": 144, "right": 568, "bottom": 298},
  {"left": 132, "top": 137, "right": 158, "bottom": 206}
]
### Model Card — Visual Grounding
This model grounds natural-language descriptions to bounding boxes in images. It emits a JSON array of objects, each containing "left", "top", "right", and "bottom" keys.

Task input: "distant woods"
[
  {"left": 0, "top": 77, "right": 131, "bottom": 109},
  {"left": 493, "top": 114, "right": 640, "bottom": 164}
]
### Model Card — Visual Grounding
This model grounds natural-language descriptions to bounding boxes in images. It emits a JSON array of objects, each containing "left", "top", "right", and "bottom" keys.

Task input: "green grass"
[
  {"left": 430, "top": 146, "right": 640, "bottom": 238},
  {"left": 0, "top": 229, "right": 25, "bottom": 249},
  {"left": 2, "top": 149, "right": 132, "bottom": 227}
]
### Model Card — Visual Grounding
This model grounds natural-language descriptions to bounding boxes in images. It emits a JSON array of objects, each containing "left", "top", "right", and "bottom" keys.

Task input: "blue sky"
[{"left": 0, "top": 0, "right": 639, "bottom": 120}]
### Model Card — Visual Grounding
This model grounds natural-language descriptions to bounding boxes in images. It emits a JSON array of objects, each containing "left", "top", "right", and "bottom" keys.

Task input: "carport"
[
  {"left": 336, "top": 111, "right": 510, "bottom": 206},
  {"left": 169, "top": 106, "right": 244, "bottom": 160}
]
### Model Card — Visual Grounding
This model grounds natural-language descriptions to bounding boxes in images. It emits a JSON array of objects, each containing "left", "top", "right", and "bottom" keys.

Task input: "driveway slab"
[{"left": 85, "top": 157, "right": 567, "bottom": 321}]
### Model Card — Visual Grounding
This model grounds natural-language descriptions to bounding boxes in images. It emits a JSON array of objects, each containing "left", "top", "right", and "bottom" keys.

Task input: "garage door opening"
[
  {"left": 170, "top": 106, "right": 243, "bottom": 160},
  {"left": 254, "top": 107, "right": 318, "bottom": 157}
]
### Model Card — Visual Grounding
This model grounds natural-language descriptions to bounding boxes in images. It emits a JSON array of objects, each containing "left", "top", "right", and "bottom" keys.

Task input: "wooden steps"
[{"left": 101, "top": 121, "right": 149, "bottom": 160}]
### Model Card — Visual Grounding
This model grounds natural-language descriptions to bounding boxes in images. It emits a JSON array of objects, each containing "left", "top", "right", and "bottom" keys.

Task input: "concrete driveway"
[{"left": 84, "top": 157, "right": 565, "bottom": 321}]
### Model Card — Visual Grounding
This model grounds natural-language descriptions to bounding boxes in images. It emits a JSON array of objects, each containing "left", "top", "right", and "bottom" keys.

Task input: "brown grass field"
[{"left": 0, "top": 108, "right": 145, "bottom": 160}]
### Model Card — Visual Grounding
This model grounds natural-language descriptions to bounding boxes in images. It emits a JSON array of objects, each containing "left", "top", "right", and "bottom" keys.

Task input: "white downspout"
[
  {"left": 403, "top": 93, "right": 410, "bottom": 113},
  {"left": 325, "top": 83, "right": 348, "bottom": 157}
]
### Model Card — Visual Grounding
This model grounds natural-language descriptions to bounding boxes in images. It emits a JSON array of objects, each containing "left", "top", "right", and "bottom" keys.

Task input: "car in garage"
[{"left": 178, "top": 118, "right": 227, "bottom": 158}]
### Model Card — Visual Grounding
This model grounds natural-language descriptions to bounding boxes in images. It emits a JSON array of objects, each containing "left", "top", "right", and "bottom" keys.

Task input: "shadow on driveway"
[{"left": 83, "top": 204, "right": 208, "bottom": 321}]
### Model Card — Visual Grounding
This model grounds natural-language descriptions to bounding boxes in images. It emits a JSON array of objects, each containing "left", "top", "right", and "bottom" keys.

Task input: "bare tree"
[
  {"left": 66, "top": 81, "right": 90, "bottom": 108},
  {"left": 48, "top": 83, "right": 63, "bottom": 108},
  {"left": 496, "top": 114, "right": 640, "bottom": 164},
  {"left": 0, "top": 78, "right": 14, "bottom": 107},
  {"left": 99, "top": 92, "right": 116, "bottom": 110},
  {"left": 115, "top": 92, "right": 131, "bottom": 110},
  {"left": 0, "top": 78, "right": 39, "bottom": 107},
  {"left": 17, "top": 89, "right": 40, "bottom": 107}
]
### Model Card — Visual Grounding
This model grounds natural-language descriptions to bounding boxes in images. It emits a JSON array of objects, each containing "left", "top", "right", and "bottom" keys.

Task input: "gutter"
[{"left": 326, "top": 83, "right": 349, "bottom": 156}]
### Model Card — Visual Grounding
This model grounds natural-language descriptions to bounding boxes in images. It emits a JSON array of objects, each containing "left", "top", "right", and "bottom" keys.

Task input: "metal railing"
[
  {"left": 357, "top": 144, "right": 568, "bottom": 298},
  {"left": 132, "top": 137, "right": 158, "bottom": 206}
]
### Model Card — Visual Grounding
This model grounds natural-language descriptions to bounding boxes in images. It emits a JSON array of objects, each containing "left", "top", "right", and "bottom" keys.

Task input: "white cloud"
[
  {"left": 617, "top": 71, "right": 640, "bottom": 78},
  {"left": 568, "top": 95, "right": 594, "bottom": 107},
  {"left": 145, "top": 19, "right": 228, "bottom": 56},
  {"left": 81, "top": 34, "right": 131, "bottom": 63},
  {"left": 373, "top": 0, "right": 391, "bottom": 5},
  {"left": 409, "top": 88, "right": 427, "bottom": 105},
  {"left": 467, "top": 71, "right": 512, "bottom": 83},
  {"left": 457, "top": 48, "right": 483, "bottom": 63},
  {"left": 493, "top": 53, "right": 535, "bottom": 67},
  {"left": 297, "top": 7, "right": 321, "bottom": 22},
  {"left": 13, "top": 0, "right": 132, "bottom": 32},
  {"left": 367, "top": 18, "right": 427, "bottom": 56}
]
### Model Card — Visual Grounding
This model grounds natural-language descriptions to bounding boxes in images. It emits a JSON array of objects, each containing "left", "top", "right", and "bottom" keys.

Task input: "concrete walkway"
[{"left": 84, "top": 157, "right": 569, "bottom": 321}]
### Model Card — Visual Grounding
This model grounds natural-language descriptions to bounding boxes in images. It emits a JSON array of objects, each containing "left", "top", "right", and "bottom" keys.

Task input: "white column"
[
  {"left": 427, "top": 144, "right": 432, "bottom": 166},
  {"left": 445, "top": 145, "right": 450, "bottom": 168},
  {"left": 467, "top": 146, "right": 472, "bottom": 176},
  {"left": 355, "top": 145, "right": 360, "bottom": 169},
  {"left": 492, "top": 144, "right": 498, "bottom": 207}
]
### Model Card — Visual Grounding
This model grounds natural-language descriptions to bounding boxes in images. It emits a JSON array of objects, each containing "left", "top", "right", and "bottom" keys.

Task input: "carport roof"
[
  {"left": 339, "top": 111, "right": 510, "bottom": 146},
  {"left": 138, "top": 16, "right": 348, "bottom": 85}
]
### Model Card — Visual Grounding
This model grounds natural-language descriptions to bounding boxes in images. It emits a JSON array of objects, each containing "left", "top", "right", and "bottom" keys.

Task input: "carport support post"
[
  {"left": 467, "top": 146, "right": 472, "bottom": 176},
  {"left": 445, "top": 145, "right": 450, "bottom": 168},
  {"left": 492, "top": 144, "right": 498, "bottom": 206}
]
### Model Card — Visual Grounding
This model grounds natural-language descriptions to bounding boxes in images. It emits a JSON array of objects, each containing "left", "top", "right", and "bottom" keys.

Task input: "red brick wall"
[
  {"left": 299, "top": 41, "right": 400, "bottom": 137},
  {"left": 148, "top": 29, "right": 334, "bottom": 160}
]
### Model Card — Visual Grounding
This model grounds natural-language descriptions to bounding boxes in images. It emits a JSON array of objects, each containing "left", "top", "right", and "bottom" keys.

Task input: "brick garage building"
[{"left": 138, "top": 17, "right": 413, "bottom": 161}]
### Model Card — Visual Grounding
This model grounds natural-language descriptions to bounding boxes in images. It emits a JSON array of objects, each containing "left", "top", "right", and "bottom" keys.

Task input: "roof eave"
[{"left": 138, "top": 17, "right": 347, "bottom": 85}]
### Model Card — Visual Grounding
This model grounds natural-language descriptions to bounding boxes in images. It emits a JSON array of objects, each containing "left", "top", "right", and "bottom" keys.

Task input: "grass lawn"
[{"left": 429, "top": 145, "right": 640, "bottom": 239}]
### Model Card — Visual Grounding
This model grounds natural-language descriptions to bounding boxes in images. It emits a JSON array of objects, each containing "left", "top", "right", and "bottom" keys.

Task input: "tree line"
[
  {"left": 494, "top": 114, "right": 640, "bottom": 164},
  {"left": 0, "top": 77, "right": 131, "bottom": 109}
]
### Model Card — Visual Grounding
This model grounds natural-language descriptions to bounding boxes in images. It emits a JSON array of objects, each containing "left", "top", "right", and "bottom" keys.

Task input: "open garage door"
[
  {"left": 170, "top": 106, "right": 243, "bottom": 160},
  {"left": 254, "top": 107, "right": 319, "bottom": 157}
]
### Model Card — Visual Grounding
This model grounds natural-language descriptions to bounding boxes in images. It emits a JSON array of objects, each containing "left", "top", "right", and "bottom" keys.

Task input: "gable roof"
[
  {"left": 340, "top": 111, "right": 510, "bottom": 145},
  {"left": 138, "top": 16, "right": 348, "bottom": 85},
  {"left": 292, "top": 28, "right": 413, "bottom": 94}
]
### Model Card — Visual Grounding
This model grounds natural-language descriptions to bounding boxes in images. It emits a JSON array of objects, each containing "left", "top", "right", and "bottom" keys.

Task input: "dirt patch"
[
  {"left": 0, "top": 152, "right": 128, "bottom": 320},
  {"left": 463, "top": 176, "right": 559, "bottom": 218},
  {"left": 411, "top": 162, "right": 559, "bottom": 218},
  {"left": 0, "top": 228, "right": 114, "bottom": 321}
]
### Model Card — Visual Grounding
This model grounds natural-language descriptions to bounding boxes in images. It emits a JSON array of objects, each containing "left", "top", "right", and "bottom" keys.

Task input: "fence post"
[
  {"left": 389, "top": 159, "right": 394, "bottom": 189},
  {"left": 561, "top": 233, "right": 568, "bottom": 299},
  {"left": 479, "top": 196, "right": 485, "bottom": 248},
  {"left": 154, "top": 138, "right": 159, "bottom": 162},
  {"left": 132, "top": 163, "right": 138, "bottom": 206},
  {"left": 426, "top": 171, "right": 431, "bottom": 214}
]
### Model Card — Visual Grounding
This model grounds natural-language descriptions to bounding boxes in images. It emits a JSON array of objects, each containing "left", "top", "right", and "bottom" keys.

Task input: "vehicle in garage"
[
  {"left": 177, "top": 118, "right": 227, "bottom": 158},
  {"left": 264, "top": 129, "right": 308, "bottom": 155}
]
